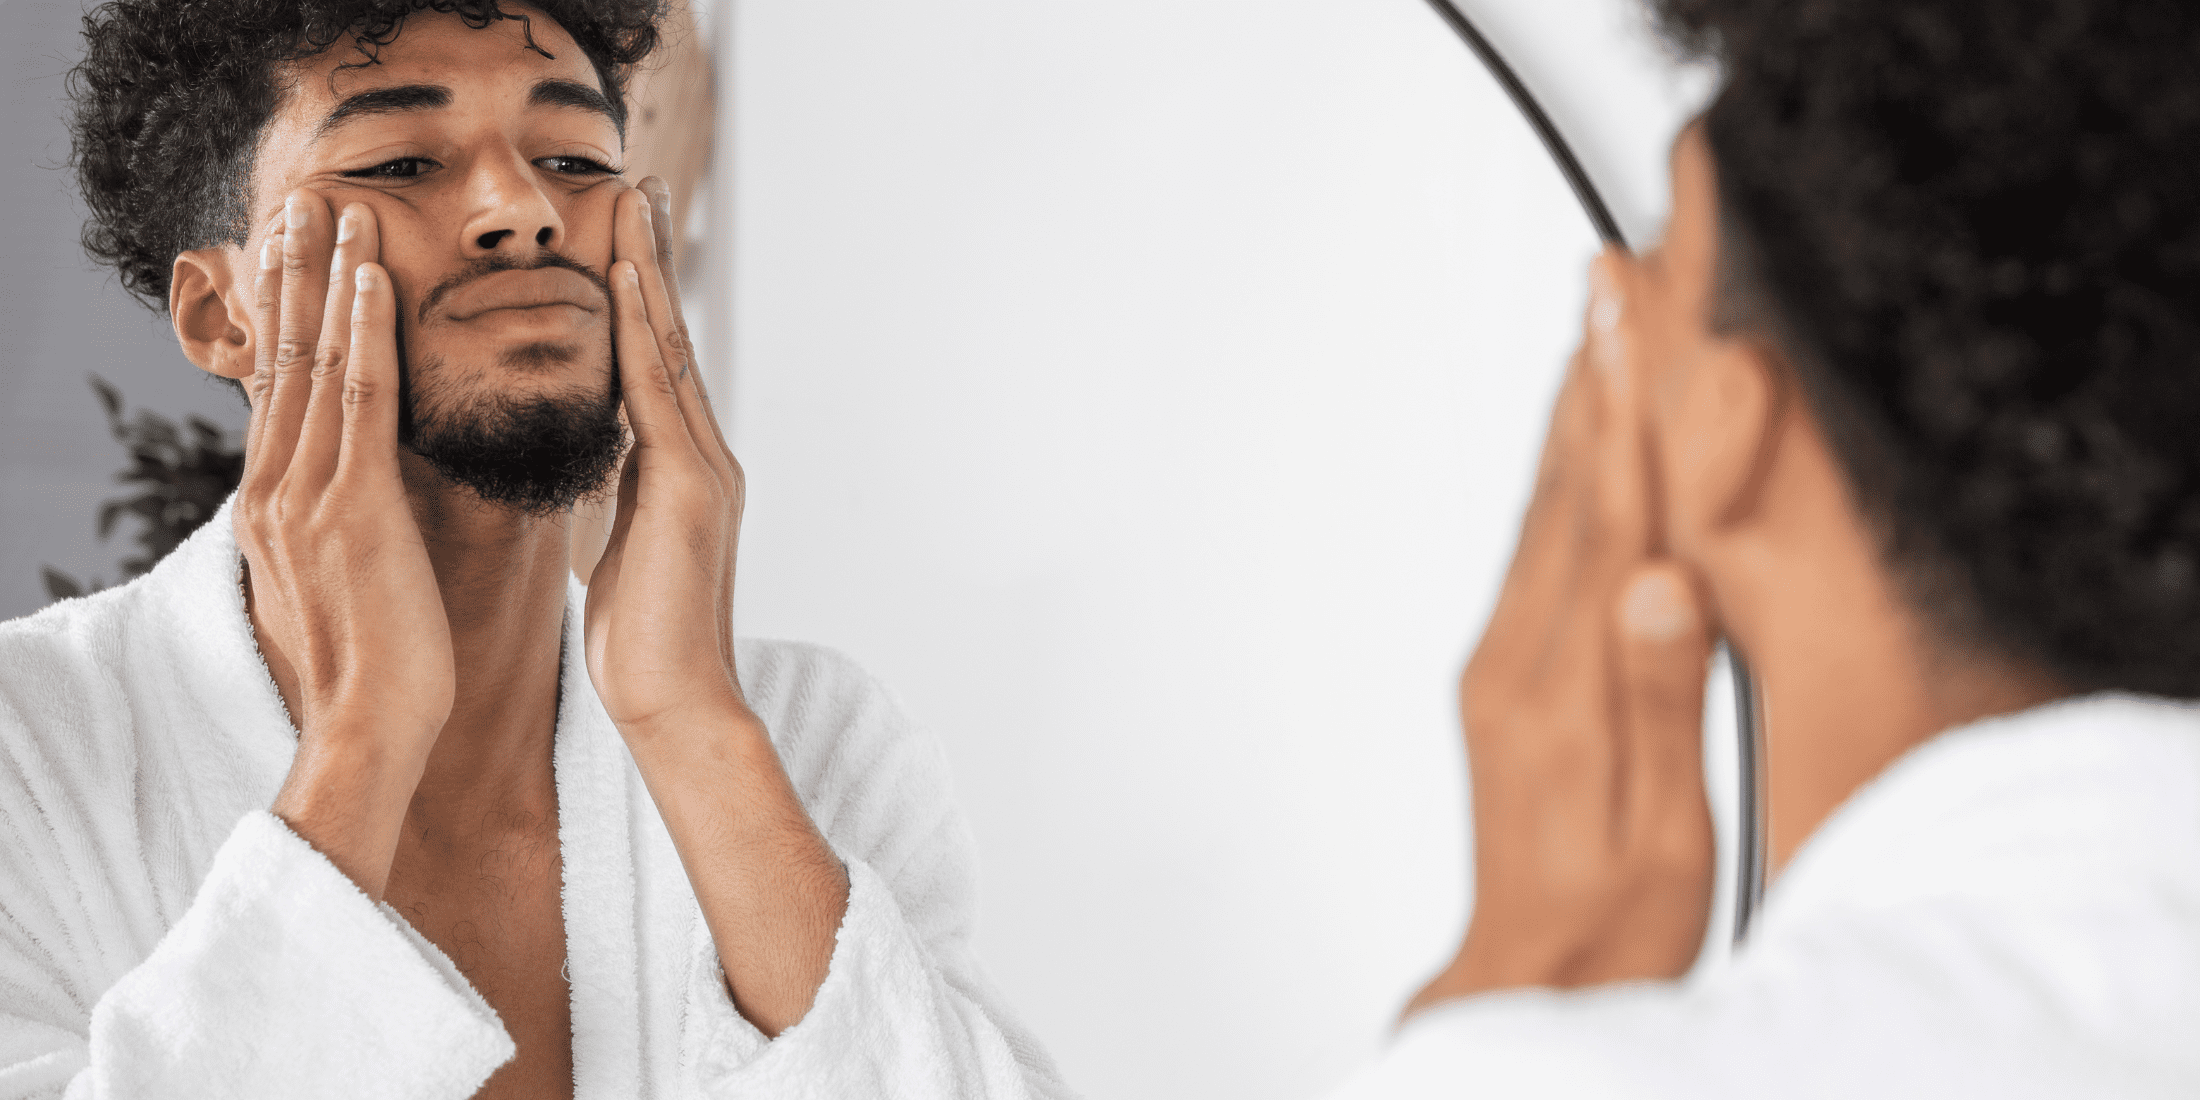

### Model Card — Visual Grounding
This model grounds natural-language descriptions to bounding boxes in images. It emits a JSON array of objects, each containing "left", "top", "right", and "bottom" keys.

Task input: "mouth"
[{"left": 440, "top": 268, "right": 606, "bottom": 323}]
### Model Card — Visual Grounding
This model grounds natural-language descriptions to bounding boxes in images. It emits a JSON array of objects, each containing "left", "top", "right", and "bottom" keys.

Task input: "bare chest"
[{"left": 387, "top": 830, "right": 573, "bottom": 1100}]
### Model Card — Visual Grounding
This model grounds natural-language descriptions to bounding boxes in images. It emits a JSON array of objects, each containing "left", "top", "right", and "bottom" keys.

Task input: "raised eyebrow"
[
  {"left": 529, "top": 78, "right": 624, "bottom": 139},
  {"left": 313, "top": 83, "right": 453, "bottom": 141}
]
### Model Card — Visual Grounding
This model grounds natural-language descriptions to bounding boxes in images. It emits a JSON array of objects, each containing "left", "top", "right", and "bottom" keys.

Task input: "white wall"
[{"left": 717, "top": 1, "right": 1715, "bottom": 1097}]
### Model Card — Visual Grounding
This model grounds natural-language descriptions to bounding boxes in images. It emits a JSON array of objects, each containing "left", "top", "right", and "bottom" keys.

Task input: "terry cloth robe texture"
[
  {"left": 1325, "top": 693, "right": 2200, "bottom": 1100},
  {"left": 0, "top": 498, "right": 1076, "bottom": 1100}
]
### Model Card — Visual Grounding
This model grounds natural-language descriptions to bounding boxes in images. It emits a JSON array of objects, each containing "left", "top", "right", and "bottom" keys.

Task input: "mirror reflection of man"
[
  {"left": 1331, "top": 0, "right": 2200, "bottom": 1095},
  {"left": 0, "top": 2, "right": 1072, "bottom": 1096}
]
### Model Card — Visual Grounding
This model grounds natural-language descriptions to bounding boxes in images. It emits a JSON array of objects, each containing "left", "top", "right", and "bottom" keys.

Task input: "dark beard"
[{"left": 398, "top": 353, "right": 625, "bottom": 516}]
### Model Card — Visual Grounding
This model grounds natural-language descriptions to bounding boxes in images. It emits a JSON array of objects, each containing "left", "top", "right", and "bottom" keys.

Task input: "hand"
[
  {"left": 583, "top": 178, "right": 750, "bottom": 736},
  {"left": 582, "top": 180, "right": 846, "bottom": 1037},
  {"left": 243, "top": 191, "right": 454, "bottom": 893},
  {"left": 1407, "top": 251, "right": 1716, "bottom": 1015}
]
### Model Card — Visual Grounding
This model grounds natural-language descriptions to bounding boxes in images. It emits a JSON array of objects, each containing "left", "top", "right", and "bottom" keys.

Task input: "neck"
[
  {"left": 1707, "top": 416, "right": 2064, "bottom": 876},
  {"left": 250, "top": 456, "right": 575, "bottom": 837},
  {"left": 404, "top": 457, "right": 574, "bottom": 830},
  {"left": 1741, "top": 605, "right": 2058, "bottom": 874}
]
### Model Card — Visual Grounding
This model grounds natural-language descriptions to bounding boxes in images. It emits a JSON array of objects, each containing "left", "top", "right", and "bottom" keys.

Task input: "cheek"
[
  {"left": 333, "top": 199, "right": 438, "bottom": 322},
  {"left": 561, "top": 187, "right": 622, "bottom": 269}
]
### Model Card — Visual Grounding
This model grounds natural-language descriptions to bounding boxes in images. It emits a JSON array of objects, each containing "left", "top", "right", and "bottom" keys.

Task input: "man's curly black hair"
[
  {"left": 69, "top": 0, "right": 665, "bottom": 310},
  {"left": 1648, "top": 0, "right": 2200, "bottom": 697}
]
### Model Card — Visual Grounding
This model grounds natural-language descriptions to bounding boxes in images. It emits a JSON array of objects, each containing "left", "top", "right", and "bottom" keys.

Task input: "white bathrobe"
[
  {"left": 0, "top": 501, "right": 1075, "bottom": 1100},
  {"left": 1327, "top": 694, "right": 2200, "bottom": 1100}
]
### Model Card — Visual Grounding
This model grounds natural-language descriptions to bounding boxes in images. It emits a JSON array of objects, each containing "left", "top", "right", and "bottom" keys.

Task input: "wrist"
[
  {"left": 615, "top": 691, "right": 765, "bottom": 755},
  {"left": 271, "top": 732, "right": 430, "bottom": 900}
]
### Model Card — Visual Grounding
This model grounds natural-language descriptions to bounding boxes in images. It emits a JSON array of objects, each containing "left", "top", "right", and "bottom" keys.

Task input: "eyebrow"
[
  {"left": 529, "top": 78, "right": 622, "bottom": 134},
  {"left": 314, "top": 83, "right": 452, "bottom": 140},
  {"left": 311, "top": 78, "right": 622, "bottom": 142}
]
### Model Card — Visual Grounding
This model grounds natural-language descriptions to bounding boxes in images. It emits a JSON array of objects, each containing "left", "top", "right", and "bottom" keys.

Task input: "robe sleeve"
[
  {"left": 0, "top": 811, "right": 513, "bottom": 1100},
  {"left": 1317, "top": 893, "right": 2200, "bottom": 1100},
  {"left": 679, "top": 642, "right": 1078, "bottom": 1099}
]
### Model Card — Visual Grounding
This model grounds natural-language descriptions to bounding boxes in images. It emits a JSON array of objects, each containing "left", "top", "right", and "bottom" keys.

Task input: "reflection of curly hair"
[
  {"left": 70, "top": 0, "right": 665, "bottom": 308},
  {"left": 1651, "top": 0, "right": 2200, "bottom": 696}
]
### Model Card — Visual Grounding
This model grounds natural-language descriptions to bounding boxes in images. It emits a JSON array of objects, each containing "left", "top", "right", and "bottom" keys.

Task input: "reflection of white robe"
[
  {"left": 1329, "top": 695, "right": 2200, "bottom": 1099},
  {"left": 0, "top": 500, "right": 1075, "bottom": 1099}
]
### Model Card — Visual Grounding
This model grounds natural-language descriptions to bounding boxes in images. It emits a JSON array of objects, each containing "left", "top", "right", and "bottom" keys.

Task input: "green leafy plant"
[{"left": 42, "top": 375, "right": 245, "bottom": 602}]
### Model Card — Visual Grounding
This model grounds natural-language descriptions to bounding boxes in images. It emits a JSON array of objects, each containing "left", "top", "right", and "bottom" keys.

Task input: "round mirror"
[{"left": 715, "top": 1, "right": 1712, "bottom": 1095}]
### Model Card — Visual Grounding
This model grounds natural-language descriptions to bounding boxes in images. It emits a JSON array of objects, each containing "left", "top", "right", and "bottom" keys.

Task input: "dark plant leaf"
[
  {"left": 91, "top": 376, "right": 121, "bottom": 422},
  {"left": 96, "top": 500, "right": 126, "bottom": 541},
  {"left": 41, "top": 567, "right": 85, "bottom": 601},
  {"left": 63, "top": 374, "right": 246, "bottom": 589}
]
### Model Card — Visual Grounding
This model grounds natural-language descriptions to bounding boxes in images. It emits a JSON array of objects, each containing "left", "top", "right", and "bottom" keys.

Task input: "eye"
[
  {"left": 539, "top": 155, "right": 618, "bottom": 176},
  {"left": 341, "top": 156, "right": 437, "bottom": 180}
]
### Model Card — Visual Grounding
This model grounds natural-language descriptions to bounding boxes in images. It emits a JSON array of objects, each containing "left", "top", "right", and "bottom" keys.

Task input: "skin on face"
[{"left": 172, "top": 5, "right": 627, "bottom": 414}]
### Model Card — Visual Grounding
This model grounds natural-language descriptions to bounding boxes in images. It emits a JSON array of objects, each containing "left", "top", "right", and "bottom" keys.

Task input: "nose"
[
  {"left": 460, "top": 151, "right": 564, "bottom": 259},
  {"left": 475, "top": 226, "right": 555, "bottom": 251}
]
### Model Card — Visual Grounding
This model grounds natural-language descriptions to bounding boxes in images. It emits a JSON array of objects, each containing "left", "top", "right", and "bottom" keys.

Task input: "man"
[
  {"left": 1332, "top": 0, "right": 2200, "bottom": 1095},
  {"left": 0, "top": 1, "right": 1071, "bottom": 1096}
]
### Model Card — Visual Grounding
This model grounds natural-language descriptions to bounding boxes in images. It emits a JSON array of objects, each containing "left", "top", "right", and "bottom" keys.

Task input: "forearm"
[
  {"left": 626, "top": 705, "right": 850, "bottom": 1037},
  {"left": 269, "top": 729, "right": 428, "bottom": 901}
]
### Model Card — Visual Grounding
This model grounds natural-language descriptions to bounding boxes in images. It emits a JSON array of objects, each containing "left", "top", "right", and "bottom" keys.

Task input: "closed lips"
[{"left": 443, "top": 268, "right": 604, "bottom": 321}]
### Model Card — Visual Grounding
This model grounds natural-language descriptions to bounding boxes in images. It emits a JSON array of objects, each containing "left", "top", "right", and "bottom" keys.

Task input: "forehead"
[{"left": 266, "top": 9, "right": 605, "bottom": 141}]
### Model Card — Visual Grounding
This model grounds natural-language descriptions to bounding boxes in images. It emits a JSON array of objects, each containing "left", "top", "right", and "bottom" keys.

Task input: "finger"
[
  {"left": 294, "top": 204, "right": 381, "bottom": 489},
  {"left": 619, "top": 188, "right": 730, "bottom": 462},
  {"left": 1613, "top": 561, "right": 1715, "bottom": 812},
  {"left": 241, "top": 217, "right": 286, "bottom": 484},
  {"left": 256, "top": 193, "right": 338, "bottom": 481},
  {"left": 333, "top": 262, "right": 402, "bottom": 487},
  {"left": 638, "top": 177, "right": 689, "bottom": 343},
  {"left": 612, "top": 260, "right": 705, "bottom": 474},
  {"left": 639, "top": 178, "right": 706, "bottom": 408},
  {"left": 616, "top": 187, "right": 686, "bottom": 382},
  {"left": 1478, "top": 343, "right": 1600, "bottom": 655},
  {"left": 1585, "top": 249, "right": 1656, "bottom": 568}
]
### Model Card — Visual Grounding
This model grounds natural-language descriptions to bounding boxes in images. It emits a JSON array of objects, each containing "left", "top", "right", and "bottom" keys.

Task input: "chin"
[
  {"left": 396, "top": 344, "right": 626, "bottom": 516},
  {"left": 499, "top": 340, "right": 590, "bottom": 373}
]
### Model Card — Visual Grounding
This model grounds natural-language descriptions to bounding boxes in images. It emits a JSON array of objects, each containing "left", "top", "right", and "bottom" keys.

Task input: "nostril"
[
  {"left": 477, "top": 228, "right": 515, "bottom": 250},
  {"left": 535, "top": 226, "right": 553, "bottom": 247}
]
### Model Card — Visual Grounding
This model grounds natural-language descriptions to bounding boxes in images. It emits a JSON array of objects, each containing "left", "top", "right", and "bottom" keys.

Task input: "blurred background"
[{"left": 1, "top": 0, "right": 1714, "bottom": 1096}]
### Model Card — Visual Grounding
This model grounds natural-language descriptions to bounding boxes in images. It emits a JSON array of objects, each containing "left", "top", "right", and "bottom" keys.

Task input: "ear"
[
  {"left": 1659, "top": 337, "right": 1786, "bottom": 541},
  {"left": 170, "top": 248, "right": 254, "bottom": 383}
]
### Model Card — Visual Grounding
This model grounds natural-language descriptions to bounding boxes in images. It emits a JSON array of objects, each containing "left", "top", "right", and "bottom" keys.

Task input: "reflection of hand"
[
  {"left": 246, "top": 191, "right": 456, "bottom": 897},
  {"left": 583, "top": 178, "right": 749, "bottom": 734},
  {"left": 1407, "top": 251, "right": 1716, "bottom": 1015}
]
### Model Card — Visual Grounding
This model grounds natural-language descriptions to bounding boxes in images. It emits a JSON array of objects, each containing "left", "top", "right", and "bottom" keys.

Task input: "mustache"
[{"left": 414, "top": 250, "right": 612, "bottom": 326}]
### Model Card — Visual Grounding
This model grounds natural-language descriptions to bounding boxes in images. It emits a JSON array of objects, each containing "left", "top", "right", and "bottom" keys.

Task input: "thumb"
[{"left": 1613, "top": 561, "right": 1715, "bottom": 806}]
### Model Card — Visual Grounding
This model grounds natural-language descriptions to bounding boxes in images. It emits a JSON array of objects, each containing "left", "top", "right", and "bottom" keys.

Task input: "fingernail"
[
  {"left": 1623, "top": 572, "right": 1696, "bottom": 642},
  {"left": 1590, "top": 282, "right": 1626, "bottom": 379},
  {"left": 624, "top": 263, "right": 641, "bottom": 285},
  {"left": 355, "top": 265, "right": 376, "bottom": 291},
  {"left": 336, "top": 212, "right": 358, "bottom": 243},
  {"left": 285, "top": 198, "right": 308, "bottom": 230},
  {"left": 1590, "top": 279, "right": 1622, "bottom": 335},
  {"left": 260, "top": 236, "right": 280, "bottom": 270}
]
